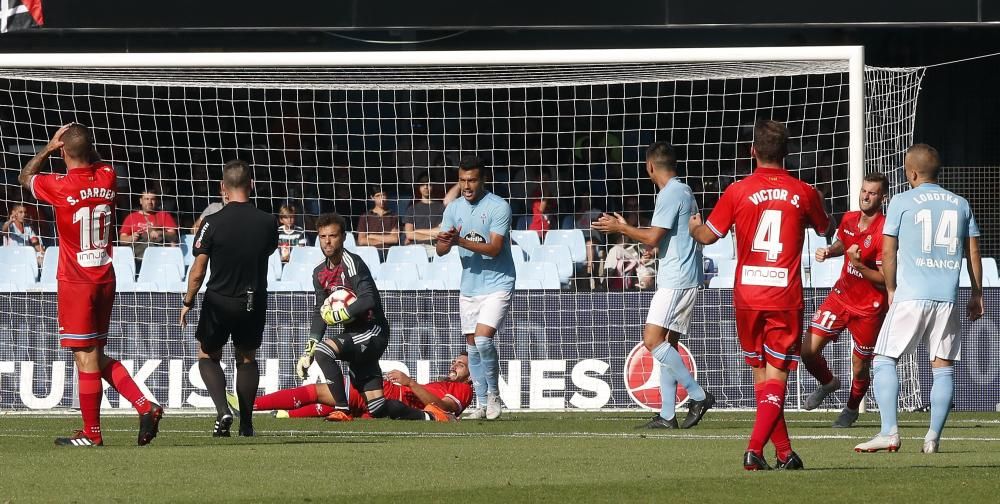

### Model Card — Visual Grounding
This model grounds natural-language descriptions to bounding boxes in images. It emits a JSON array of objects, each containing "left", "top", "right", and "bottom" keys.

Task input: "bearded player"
[
  {"left": 801, "top": 173, "right": 889, "bottom": 428},
  {"left": 249, "top": 353, "right": 470, "bottom": 421},
  {"left": 292, "top": 213, "right": 454, "bottom": 422},
  {"left": 20, "top": 123, "right": 163, "bottom": 447},
  {"left": 690, "top": 119, "right": 830, "bottom": 470}
]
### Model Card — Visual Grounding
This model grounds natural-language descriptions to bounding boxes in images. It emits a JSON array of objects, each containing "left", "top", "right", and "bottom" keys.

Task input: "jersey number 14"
[{"left": 915, "top": 209, "right": 958, "bottom": 255}]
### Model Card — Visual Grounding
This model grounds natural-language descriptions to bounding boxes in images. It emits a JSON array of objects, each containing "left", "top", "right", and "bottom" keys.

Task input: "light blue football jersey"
[
  {"left": 650, "top": 178, "right": 703, "bottom": 290},
  {"left": 440, "top": 192, "right": 516, "bottom": 296},
  {"left": 883, "top": 183, "right": 979, "bottom": 303}
]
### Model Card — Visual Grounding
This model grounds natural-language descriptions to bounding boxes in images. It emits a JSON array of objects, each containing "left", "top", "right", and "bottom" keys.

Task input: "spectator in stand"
[
  {"left": 277, "top": 204, "right": 307, "bottom": 263},
  {"left": 404, "top": 173, "right": 446, "bottom": 258},
  {"left": 119, "top": 189, "right": 179, "bottom": 265},
  {"left": 2, "top": 204, "right": 45, "bottom": 266},
  {"left": 191, "top": 188, "right": 228, "bottom": 235},
  {"left": 562, "top": 191, "right": 603, "bottom": 276},
  {"left": 603, "top": 232, "right": 640, "bottom": 291},
  {"left": 356, "top": 185, "right": 400, "bottom": 261}
]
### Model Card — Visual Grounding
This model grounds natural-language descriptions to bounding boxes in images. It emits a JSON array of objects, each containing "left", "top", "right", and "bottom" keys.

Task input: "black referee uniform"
[
  {"left": 311, "top": 250, "right": 389, "bottom": 393},
  {"left": 192, "top": 201, "right": 278, "bottom": 352}
]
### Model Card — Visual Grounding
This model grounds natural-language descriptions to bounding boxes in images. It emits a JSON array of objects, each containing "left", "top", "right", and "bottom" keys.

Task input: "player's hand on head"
[{"left": 47, "top": 123, "right": 73, "bottom": 152}]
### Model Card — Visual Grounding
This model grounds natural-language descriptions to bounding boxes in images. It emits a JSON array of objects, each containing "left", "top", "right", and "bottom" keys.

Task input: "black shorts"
[
  {"left": 326, "top": 323, "right": 389, "bottom": 393},
  {"left": 196, "top": 290, "right": 267, "bottom": 354}
]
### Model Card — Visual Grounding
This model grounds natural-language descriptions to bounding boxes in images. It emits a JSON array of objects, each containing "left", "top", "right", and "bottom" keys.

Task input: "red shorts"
[
  {"left": 809, "top": 296, "right": 885, "bottom": 360},
  {"left": 58, "top": 281, "right": 115, "bottom": 348},
  {"left": 735, "top": 308, "right": 803, "bottom": 370}
]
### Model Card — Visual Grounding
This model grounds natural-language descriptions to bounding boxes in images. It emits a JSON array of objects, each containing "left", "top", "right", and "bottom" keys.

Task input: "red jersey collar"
[{"left": 754, "top": 166, "right": 787, "bottom": 175}]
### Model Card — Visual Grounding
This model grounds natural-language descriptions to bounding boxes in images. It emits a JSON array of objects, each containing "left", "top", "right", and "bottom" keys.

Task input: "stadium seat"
[
  {"left": 40, "top": 246, "right": 59, "bottom": 284},
  {"left": 511, "top": 245, "right": 527, "bottom": 269},
  {"left": 515, "top": 277, "right": 543, "bottom": 290},
  {"left": 805, "top": 228, "right": 828, "bottom": 255},
  {"left": 354, "top": 246, "right": 382, "bottom": 280},
  {"left": 137, "top": 262, "right": 184, "bottom": 289},
  {"left": 530, "top": 245, "right": 574, "bottom": 284},
  {"left": 702, "top": 235, "right": 735, "bottom": 261},
  {"left": 267, "top": 250, "right": 283, "bottom": 282},
  {"left": 809, "top": 257, "right": 842, "bottom": 288},
  {"left": 375, "top": 278, "right": 399, "bottom": 291},
  {"left": 385, "top": 244, "right": 429, "bottom": 265},
  {"left": 0, "top": 281, "right": 18, "bottom": 292},
  {"left": 433, "top": 247, "right": 461, "bottom": 263},
  {"left": 140, "top": 247, "right": 185, "bottom": 280},
  {"left": 281, "top": 262, "right": 315, "bottom": 286},
  {"left": 181, "top": 234, "right": 195, "bottom": 266},
  {"left": 518, "top": 261, "right": 562, "bottom": 289},
  {"left": 1, "top": 263, "right": 37, "bottom": 289},
  {"left": 0, "top": 246, "right": 39, "bottom": 279},
  {"left": 113, "top": 246, "right": 135, "bottom": 267},
  {"left": 289, "top": 247, "right": 324, "bottom": 268},
  {"left": 983, "top": 257, "right": 999, "bottom": 288},
  {"left": 401, "top": 278, "right": 448, "bottom": 290},
  {"left": 544, "top": 229, "right": 587, "bottom": 264},
  {"left": 113, "top": 258, "right": 136, "bottom": 285},
  {"left": 268, "top": 280, "right": 304, "bottom": 292},
  {"left": 510, "top": 230, "right": 541, "bottom": 259},
  {"left": 184, "top": 263, "right": 211, "bottom": 293},
  {"left": 717, "top": 259, "right": 737, "bottom": 280},
  {"left": 117, "top": 282, "right": 158, "bottom": 292},
  {"left": 709, "top": 275, "right": 734, "bottom": 288},
  {"left": 379, "top": 263, "right": 420, "bottom": 286},
  {"left": 423, "top": 261, "right": 462, "bottom": 289}
]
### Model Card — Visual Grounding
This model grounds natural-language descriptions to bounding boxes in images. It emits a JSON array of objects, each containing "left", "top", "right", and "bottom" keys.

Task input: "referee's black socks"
[
  {"left": 235, "top": 360, "right": 259, "bottom": 428},
  {"left": 198, "top": 358, "right": 230, "bottom": 418}
]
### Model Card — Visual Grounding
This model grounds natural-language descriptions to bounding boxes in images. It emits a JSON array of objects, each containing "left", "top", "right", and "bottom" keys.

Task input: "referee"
[{"left": 180, "top": 159, "right": 278, "bottom": 437}]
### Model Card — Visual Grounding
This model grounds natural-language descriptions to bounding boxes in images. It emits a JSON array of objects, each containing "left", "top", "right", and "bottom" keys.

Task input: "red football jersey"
[
  {"left": 828, "top": 211, "right": 887, "bottom": 316},
  {"left": 352, "top": 379, "right": 474, "bottom": 415},
  {"left": 705, "top": 167, "right": 829, "bottom": 310},
  {"left": 31, "top": 163, "right": 117, "bottom": 284}
]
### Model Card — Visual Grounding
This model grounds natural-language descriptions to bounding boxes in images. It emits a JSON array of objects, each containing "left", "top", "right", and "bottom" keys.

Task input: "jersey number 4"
[
  {"left": 752, "top": 209, "right": 784, "bottom": 262},
  {"left": 915, "top": 209, "right": 958, "bottom": 255}
]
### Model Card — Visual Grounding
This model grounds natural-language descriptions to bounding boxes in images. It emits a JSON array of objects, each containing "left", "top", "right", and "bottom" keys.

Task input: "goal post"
[{"left": 0, "top": 47, "right": 929, "bottom": 413}]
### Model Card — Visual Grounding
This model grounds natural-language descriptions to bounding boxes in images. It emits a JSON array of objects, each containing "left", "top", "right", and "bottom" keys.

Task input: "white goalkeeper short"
[
  {"left": 459, "top": 290, "right": 512, "bottom": 335},
  {"left": 645, "top": 287, "right": 698, "bottom": 336},
  {"left": 874, "top": 300, "right": 961, "bottom": 361}
]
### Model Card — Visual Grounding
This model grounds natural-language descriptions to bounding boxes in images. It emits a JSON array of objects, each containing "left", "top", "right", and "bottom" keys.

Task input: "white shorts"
[
  {"left": 645, "top": 287, "right": 698, "bottom": 335},
  {"left": 459, "top": 290, "right": 512, "bottom": 335},
  {"left": 875, "top": 300, "right": 961, "bottom": 361}
]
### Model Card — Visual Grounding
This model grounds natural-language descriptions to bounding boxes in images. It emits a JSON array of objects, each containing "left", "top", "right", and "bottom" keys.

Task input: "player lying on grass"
[{"left": 242, "top": 353, "right": 472, "bottom": 422}]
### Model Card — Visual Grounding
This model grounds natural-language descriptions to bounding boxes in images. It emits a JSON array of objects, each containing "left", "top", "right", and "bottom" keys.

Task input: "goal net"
[{"left": 0, "top": 48, "right": 928, "bottom": 412}]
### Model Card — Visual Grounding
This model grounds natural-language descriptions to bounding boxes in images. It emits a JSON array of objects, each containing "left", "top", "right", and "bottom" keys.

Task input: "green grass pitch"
[{"left": 2, "top": 411, "right": 999, "bottom": 503}]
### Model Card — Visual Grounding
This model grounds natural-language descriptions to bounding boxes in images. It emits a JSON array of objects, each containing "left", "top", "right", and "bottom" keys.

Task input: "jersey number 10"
[{"left": 73, "top": 204, "right": 112, "bottom": 255}]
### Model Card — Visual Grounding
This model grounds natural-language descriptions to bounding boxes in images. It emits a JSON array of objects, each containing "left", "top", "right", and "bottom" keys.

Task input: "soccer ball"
[{"left": 320, "top": 287, "right": 357, "bottom": 325}]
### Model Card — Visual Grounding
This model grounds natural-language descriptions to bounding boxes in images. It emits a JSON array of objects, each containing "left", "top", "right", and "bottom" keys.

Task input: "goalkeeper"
[{"left": 294, "top": 213, "right": 442, "bottom": 421}]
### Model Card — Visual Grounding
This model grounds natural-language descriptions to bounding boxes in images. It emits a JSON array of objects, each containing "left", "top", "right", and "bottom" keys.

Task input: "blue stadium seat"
[
  {"left": 511, "top": 245, "right": 527, "bottom": 269},
  {"left": 517, "top": 261, "right": 562, "bottom": 289},
  {"left": 113, "top": 246, "right": 135, "bottom": 267},
  {"left": 709, "top": 275, "right": 734, "bottom": 288},
  {"left": 515, "top": 277, "right": 543, "bottom": 290},
  {"left": 983, "top": 257, "right": 999, "bottom": 288},
  {"left": 808, "top": 257, "right": 842, "bottom": 288},
  {"left": 510, "top": 230, "right": 541, "bottom": 259},
  {"left": 530, "top": 245, "right": 573, "bottom": 284},
  {"left": 353, "top": 246, "right": 382, "bottom": 280},
  {"left": 0, "top": 281, "right": 18, "bottom": 292},
  {"left": 385, "top": 244, "right": 429, "bottom": 265},
  {"left": 0, "top": 246, "right": 39, "bottom": 279},
  {"left": 268, "top": 281, "right": 304, "bottom": 292},
  {"left": 804, "top": 229, "right": 828, "bottom": 256},
  {"left": 702, "top": 235, "right": 735, "bottom": 261},
  {"left": 375, "top": 278, "right": 399, "bottom": 291},
  {"left": 117, "top": 282, "right": 158, "bottom": 292},
  {"left": 140, "top": 247, "right": 185, "bottom": 280},
  {"left": 1, "top": 263, "right": 36, "bottom": 289},
  {"left": 289, "top": 247, "right": 324, "bottom": 268},
  {"left": 268, "top": 250, "right": 283, "bottom": 282},
  {"left": 40, "top": 246, "right": 59, "bottom": 284},
  {"left": 181, "top": 234, "right": 195, "bottom": 266},
  {"left": 716, "top": 259, "right": 737, "bottom": 280},
  {"left": 400, "top": 278, "right": 448, "bottom": 290},
  {"left": 379, "top": 263, "right": 420, "bottom": 286},
  {"left": 544, "top": 229, "right": 587, "bottom": 264},
  {"left": 281, "top": 262, "right": 315, "bottom": 286},
  {"left": 137, "top": 263, "right": 184, "bottom": 290},
  {"left": 423, "top": 261, "right": 462, "bottom": 289}
]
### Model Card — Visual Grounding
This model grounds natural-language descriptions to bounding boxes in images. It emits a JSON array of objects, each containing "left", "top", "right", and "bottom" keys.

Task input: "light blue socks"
[
  {"left": 658, "top": 362, "right": 677, "bottom": 420},
  {"left": 651, "top": 341, "right": 706, "bottom": 402},
  {"left": 872, "top": 355, "right": 900, "bottom": 436},
  {"left": 466, "top": 343, "right": 487, "bottom": 405},
  {"left": 927, "top": 366, "right": 955, "bottom": 442},
  {"left": 475, "top": 336, "right": 500, "bottom": 396}
]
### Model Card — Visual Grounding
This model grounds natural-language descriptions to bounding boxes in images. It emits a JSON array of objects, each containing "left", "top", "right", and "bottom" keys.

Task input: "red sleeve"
[
  {"left": 806, "top": 187, "right": 830, "bottom": 233},
  {"left": 120, "top": 213, "right": 140, "bottom": 236},
  {"left": 445, "top": 382, "right": 474, "bottom": 412},
  {"left": 30, "top": 174, "right": 60, "bottom": 206},
  {"left": 705, "top": 185, "right": 737, "bottom": 238},
  {"left": 157, "top": 211, "right": 178, "bottom": 230}
]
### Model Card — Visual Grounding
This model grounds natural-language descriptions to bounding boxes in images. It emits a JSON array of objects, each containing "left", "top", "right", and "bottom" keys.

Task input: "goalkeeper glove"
[
  {"left": 322, "top": 306, "right": 353, "bottom": 326},
  {"left": 296, "top": 338, "right": 318, "bottom": 380}
]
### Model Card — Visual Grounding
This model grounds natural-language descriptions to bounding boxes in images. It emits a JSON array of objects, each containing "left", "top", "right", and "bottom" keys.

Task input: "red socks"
[
  {"left": 101, "top": 359, "right": 152, "bottom": 415},
  {"left": 748, "top": 379, "right": 789, "bottom": 457},
  {"left": 847, "top": 376, "right": 870, "bottom": 411},
  {"left": 78, "top": 370, "right": 103, "bottom": 443},
  {"left": 289, "top": 404, "right": 334, "bottom": 418},
  {"left": 803, "top": 354, "right": 834, "bottom": 387},
  {"left": 254, "top": 385, "right": 318, "bottom": 411}
]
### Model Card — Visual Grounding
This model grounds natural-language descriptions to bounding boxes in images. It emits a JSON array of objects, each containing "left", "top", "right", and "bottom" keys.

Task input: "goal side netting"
[{"left": 0, "top": 48, "right": 931, "bottom": 412}]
